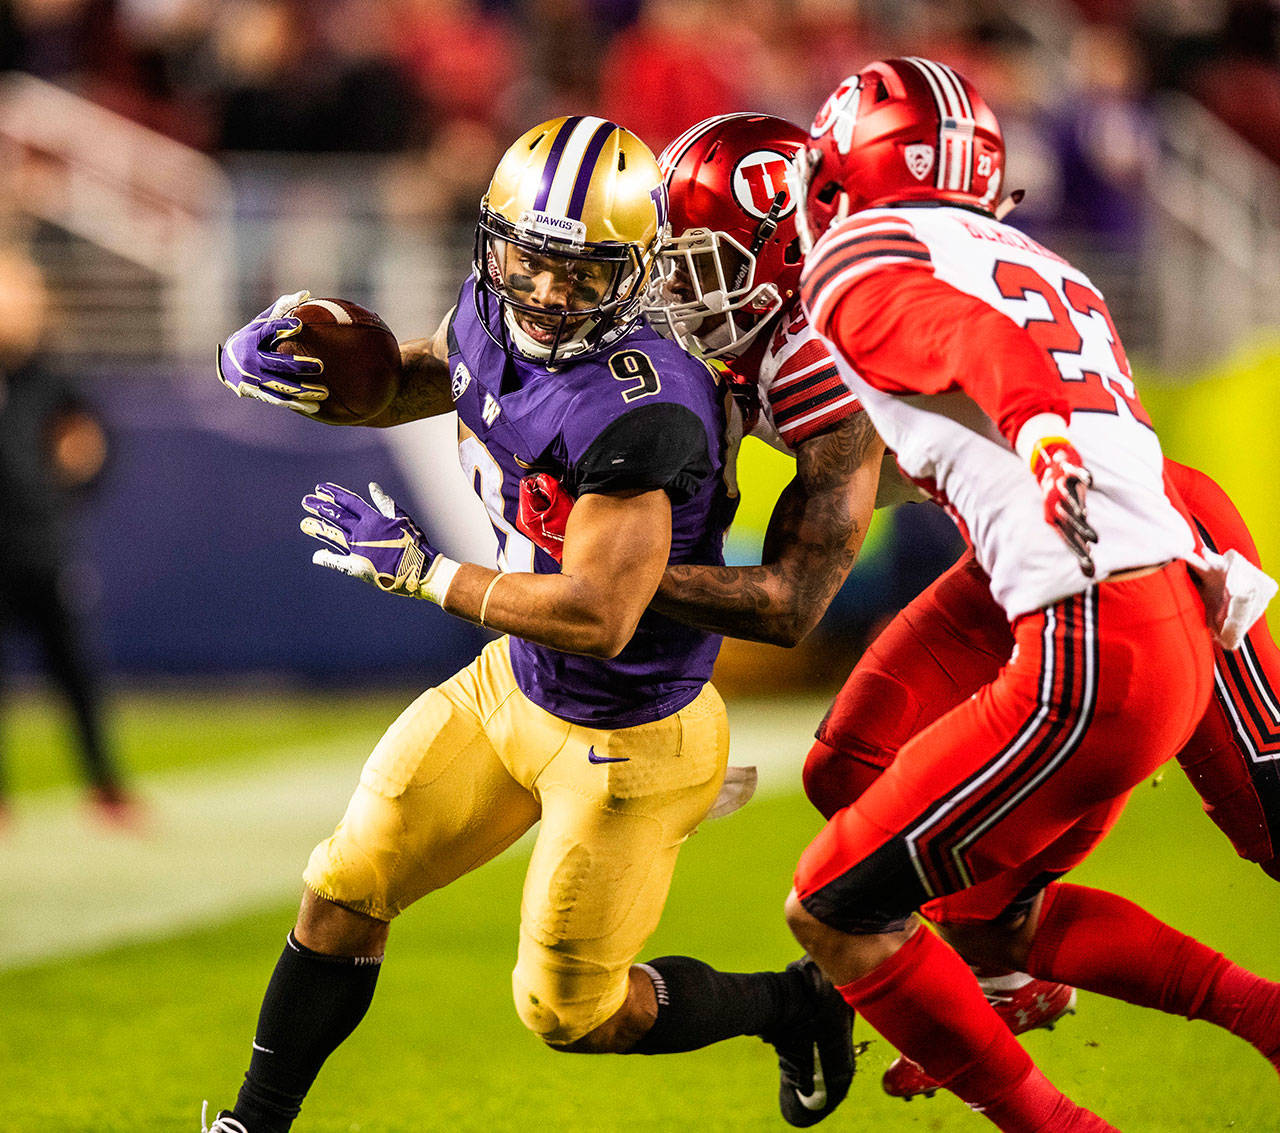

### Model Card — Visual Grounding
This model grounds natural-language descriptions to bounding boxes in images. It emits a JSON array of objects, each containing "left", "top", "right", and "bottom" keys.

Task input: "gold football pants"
[{"left": 303, "top": 636, "right": 730, "bottom": 1043}]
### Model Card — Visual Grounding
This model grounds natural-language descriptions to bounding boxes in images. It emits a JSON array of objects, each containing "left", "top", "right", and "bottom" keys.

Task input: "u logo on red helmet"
[
  {"left": 732, "top": 150, "right": 797, "bottom": 219},
  {"left": 810, "top": 76, "right": 861, "bottom": 155}
]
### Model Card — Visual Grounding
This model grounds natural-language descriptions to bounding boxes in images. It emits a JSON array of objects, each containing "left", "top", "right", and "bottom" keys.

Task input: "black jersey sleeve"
[{"left": 570, "top": 402, "right": 712, "bottom": 505}]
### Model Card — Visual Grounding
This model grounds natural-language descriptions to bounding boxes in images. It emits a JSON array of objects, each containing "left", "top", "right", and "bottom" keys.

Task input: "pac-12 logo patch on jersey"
[
  {"left": 451, "top": 361, "right": 472, "bottom": 401},
  {"left": 905, "top": 144, "right": 935, "bottom": 181},
  {"left": 732, "top": 150, "right": 797, "bottom": 219}
]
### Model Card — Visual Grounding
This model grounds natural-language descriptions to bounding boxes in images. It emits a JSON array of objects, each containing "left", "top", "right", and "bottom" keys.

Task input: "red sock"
[
  {"left": 1028, "top": 883, "right": 1280, "bottom": 1069},
  {"left": 836, "top": 925, "right": 1112, "bottom": 1131}
]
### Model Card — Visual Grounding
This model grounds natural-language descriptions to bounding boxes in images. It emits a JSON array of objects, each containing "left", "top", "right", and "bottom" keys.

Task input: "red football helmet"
[
  {"left": 646, "top": 113, "right": 806, "bottom": 358},
  {"left": 796, "top": 57, "right": 1005, "bottom": 249}
]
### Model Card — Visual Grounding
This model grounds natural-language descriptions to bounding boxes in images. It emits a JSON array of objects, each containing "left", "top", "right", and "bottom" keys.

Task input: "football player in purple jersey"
[{"left": 207, "top": 118, "right": 857, "bottom": 1133}]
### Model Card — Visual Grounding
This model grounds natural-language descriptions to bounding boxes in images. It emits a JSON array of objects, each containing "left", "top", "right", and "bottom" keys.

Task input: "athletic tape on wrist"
[{"left": 419, "top": 555, "right": 459, "bottom": 606}]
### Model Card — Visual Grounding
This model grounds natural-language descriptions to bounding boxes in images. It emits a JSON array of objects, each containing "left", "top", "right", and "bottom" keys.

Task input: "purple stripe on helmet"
[
  {"left": 566, "top": 120, "right": 617, "bottom": 221},
  {"left": 533, "top": 116, "right": 583, "bottom": 212}
]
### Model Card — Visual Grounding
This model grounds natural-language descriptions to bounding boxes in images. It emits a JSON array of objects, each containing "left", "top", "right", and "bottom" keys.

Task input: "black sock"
[
  {"left": 628, "top": 955, "right": 810, "bottom": 1054},
  {"left": 231, "top": 932, "right": 382, "bottom": 1132}
]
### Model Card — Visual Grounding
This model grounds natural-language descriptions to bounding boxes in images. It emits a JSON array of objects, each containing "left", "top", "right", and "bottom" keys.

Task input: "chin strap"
[
  {"left": 995, "top": 189, "right": 1026, "bottom": 221},
  {"left": 731, "top": 190, "right": 788, "bottom": 295}
]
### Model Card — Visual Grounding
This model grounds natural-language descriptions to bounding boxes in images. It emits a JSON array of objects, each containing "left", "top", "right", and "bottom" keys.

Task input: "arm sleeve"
[
  {"left": 765, "top": 336, "right": 864, "bottom": 448},
  {"left": 569, "top": 402, "right": 712, "bottom": 504},
  {"left": 813, "top": 263, "right": 1071, "bottom": 446}
]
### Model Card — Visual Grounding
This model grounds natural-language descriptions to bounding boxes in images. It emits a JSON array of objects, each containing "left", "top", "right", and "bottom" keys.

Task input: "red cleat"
[{"left": 882, "top": 975, "right": 1078, "bottom": 1100}]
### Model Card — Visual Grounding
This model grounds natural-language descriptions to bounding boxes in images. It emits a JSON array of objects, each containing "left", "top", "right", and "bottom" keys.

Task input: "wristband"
[
  {"left": 478, "top": 573, "right": 505, "bottom": 627},
  {"left": 419, "top": 555, "right": 460, "bottom": 606},
  {"left": 1014, "top": 412, "right": 1070, "bottom": 466},
  {"left": 1027, "top": 434, "right": 1072, "bottom": 473}
]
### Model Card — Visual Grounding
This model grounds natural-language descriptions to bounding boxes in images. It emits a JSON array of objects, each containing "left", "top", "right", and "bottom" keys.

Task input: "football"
[{"left": 275, "top": 297, "right": 401, "bottom": 424}]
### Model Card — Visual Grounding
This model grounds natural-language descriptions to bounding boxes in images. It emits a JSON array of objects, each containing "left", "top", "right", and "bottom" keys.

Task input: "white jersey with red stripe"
[
  {"left": 744, "top": 299, "right": 865, "bottom": 453},
  {"left": 802, "top": 203, "right": 1199, "bottom": 619}
]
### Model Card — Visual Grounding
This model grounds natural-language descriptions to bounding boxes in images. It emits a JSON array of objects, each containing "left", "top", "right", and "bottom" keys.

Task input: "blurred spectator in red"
[
  {"left": 1187, "top": 0, "right": 1280, "bottom": 167},
  {"left": 394, "top": 0, "right": 520, "bottom": 134},
  {"left": 79, "top": 0, "right": 217, "bottom": 149},
  {"left": 597, "top": 0, "right": 752, "bottom": 151}
]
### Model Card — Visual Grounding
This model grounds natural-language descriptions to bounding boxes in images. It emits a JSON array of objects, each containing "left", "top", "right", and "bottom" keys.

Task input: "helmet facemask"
[
  {"left": 647, "top": 186, "right": 798, "bottom": 359},
  {"left": 648, "top": 226, "right": 784, "bottom": 358},
  {"left": 475, "top": 207, "right": 652, "bottom": 366}
]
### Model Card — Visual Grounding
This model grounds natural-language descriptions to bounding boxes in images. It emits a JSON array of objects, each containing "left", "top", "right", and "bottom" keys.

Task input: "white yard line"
[
  {"left": 0, "top": 697, "right": 828, "bottom": 973},
  {"left": 0, "top": 740, "right": 361, "bottom": 972}
]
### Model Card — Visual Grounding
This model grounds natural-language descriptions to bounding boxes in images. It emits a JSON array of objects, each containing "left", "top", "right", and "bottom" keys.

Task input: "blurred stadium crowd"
[
  {"left": 2, "top": 0, "right": 1280, "bottom": 236},
  {"left": 0, "top": 0, "right": 1278, "bottom": 753}
]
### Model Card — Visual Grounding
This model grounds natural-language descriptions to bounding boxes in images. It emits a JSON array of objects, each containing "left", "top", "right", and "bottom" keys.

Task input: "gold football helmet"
[{"left": 474, "top": 116, "right": 668, "bottom": 364}]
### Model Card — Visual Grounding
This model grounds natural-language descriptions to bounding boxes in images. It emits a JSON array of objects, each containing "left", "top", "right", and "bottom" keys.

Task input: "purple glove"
[
  {"left": 217, "top": 291, "right": 328, "bottom": 414},
  {"left": 300, "top": 481, "right": 441, "bottom": 597}
]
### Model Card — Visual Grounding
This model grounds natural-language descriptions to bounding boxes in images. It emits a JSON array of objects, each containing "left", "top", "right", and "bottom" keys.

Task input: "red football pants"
[
  {"left": 795, "top": 563, "right": 1214, "bottom": 930},
  {"left": 807, "top": 462, "right": 1280, "bottom": 878}
]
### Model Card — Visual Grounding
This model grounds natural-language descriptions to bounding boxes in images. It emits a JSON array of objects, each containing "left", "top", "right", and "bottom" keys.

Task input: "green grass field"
[{"left": 1, "top": 687, "right": 1277, "bottom": 1132}]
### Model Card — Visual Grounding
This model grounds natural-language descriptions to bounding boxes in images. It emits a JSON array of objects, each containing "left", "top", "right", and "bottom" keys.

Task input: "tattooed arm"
[
  {"left": 364, "top": 309, "right": 456, "bottom": 427},
  {"left": 650, "top": 412, "right": 885, "bottom": 646}
]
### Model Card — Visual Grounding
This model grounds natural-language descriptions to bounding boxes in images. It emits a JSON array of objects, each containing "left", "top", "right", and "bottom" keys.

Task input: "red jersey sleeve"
[
  {"left": 801, "top": 219, "right": 1070, "bottom": 445},
  {"left": 766, "top": 331, "right": 863, "bottom": 447},
  {"left": 1165, "top": 458, "right": 1260, "bottom": 566}
]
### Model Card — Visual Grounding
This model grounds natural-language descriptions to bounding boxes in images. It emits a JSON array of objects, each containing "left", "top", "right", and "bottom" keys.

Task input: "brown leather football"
[{"left": 275, "top": 297, "right": 400, "bottom": 424}]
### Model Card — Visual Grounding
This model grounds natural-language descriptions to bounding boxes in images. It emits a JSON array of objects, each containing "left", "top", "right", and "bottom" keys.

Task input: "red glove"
[
  {"left": 1031, "top": 437, "right": 1098, "bottom": 577},
  {"left": 517, "top": 473, "right": 575, "bottom": 562}
]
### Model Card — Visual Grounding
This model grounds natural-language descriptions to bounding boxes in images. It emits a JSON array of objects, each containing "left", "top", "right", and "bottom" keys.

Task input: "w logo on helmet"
[{"left": 650, "top": 182, "right": 669, "bottom": 231}]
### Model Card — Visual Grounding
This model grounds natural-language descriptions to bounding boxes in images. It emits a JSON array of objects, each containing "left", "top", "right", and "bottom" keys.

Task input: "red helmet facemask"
[
  {"left": 646, "top": 113, "right": 806, "bottom": 359},
  {"left": 795, "top": 57, "right": 1005, "bottom": 251}
]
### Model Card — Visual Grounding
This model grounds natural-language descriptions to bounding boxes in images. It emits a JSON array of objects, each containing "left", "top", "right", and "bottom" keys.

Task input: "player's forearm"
[
  {"left": 441, "top": 562, "right": 647, "bottom": 658},
  {"left": 653, "top": 486, "right": 864, "bottom": 647},
  {"left": 653, "top": 559, "right": 840, "bottom": 645},
  {"left": 653, "top": 418, "right": 881, "bottom": 645},
  {"left": 364, "top": 337, "right": 454, "bottom": 426}
]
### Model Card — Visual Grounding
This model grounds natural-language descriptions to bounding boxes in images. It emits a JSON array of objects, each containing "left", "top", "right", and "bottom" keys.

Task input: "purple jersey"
[{"left": 448, "top": 275, "right": 737, "bottom": 727}]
